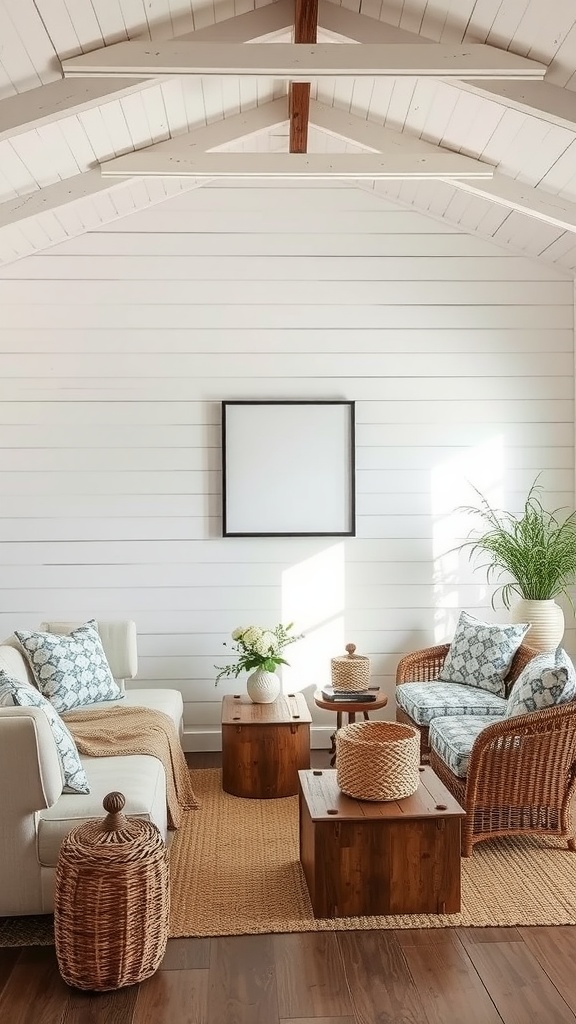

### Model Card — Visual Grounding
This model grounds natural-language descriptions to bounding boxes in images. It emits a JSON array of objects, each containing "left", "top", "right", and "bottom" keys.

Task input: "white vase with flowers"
[{"left": 215, "top": 623, "right": 303, "bottom": 703}]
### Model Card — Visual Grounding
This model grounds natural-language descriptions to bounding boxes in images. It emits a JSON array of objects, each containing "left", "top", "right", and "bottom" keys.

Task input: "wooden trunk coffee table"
[
  {"left": 221, "top": 692, "right": 311, "bottom": 799},
  {"left": 299, "top": 767, "right": 465, "bottom": 917}
]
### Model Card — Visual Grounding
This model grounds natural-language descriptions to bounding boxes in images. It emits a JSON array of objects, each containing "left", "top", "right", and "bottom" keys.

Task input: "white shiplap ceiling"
[{"left": 0, "top": 0, "right": 576, "bottom": 273}]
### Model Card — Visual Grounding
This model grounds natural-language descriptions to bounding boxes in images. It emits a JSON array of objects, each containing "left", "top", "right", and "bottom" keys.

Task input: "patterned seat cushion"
[
  {"left": 505, "top": 647, "right": 576, "bottom": 718},
  {"left": 429, "top": 715, "right": 502, "bottom": 779},
  {"left": 396, "top": 681, "right": 507, "bottom": 727},
  {"left": 15, "top": 620, "right": 122, "bottom": 714},
  {"left": 437, "top": 611, "right": 530, "bottom": 698}
]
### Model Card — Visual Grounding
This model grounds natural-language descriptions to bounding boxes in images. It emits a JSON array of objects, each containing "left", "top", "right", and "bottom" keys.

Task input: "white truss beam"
[
  {"left": 62, "top": 42, "right": 545, "bottom": 80},
  {"left": 451, "top": 174, "right": 576, "bottom": 234}
]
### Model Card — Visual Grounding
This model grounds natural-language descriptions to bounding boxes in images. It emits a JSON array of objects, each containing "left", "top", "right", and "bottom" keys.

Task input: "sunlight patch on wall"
[
  {"left": 281, "top": 543, "right": 345, "bottom": 692},
  {"left": 432, "top": 436, "right": 505, "bottom": 643}
]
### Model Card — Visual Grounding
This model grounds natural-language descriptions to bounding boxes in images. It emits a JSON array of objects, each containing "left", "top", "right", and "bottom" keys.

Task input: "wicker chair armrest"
[
  {"left": 395, "top": 644, "right": 450, "bottom": 685},
  {"left": 465, "top": 702, "right": 576, "bottom": 807}
]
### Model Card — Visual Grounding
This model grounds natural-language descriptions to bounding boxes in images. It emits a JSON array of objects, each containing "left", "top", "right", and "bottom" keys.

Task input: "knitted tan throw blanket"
[{"left": 63, "top": 705, "right": 199, "bottom": 829}]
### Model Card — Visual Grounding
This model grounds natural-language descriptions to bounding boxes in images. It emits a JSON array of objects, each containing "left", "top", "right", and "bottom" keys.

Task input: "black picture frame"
[{"left": 221, "top": 400, "right": 356, "bottom": 537}]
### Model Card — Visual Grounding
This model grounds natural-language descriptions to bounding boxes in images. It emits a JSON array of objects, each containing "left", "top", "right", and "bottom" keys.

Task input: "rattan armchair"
[
  {"left": 430, "top": 701, "right": 576, "bottom": 856},
  {"left": 395, "top": 642, "right": 537, "bottom": 760}
]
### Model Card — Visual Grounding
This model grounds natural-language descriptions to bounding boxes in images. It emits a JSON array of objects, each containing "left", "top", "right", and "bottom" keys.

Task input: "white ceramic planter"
[
  {"left": 246, "top": 669, "right": 281, "bottom": 704},
  {"left": 510, "top": 599, "right": 565, "bottom": 652}
]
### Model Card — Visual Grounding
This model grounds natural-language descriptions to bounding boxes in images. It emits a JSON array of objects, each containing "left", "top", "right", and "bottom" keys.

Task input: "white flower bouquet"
[{"left": 215, "top": 623, "right": 303, "bottom": 684}]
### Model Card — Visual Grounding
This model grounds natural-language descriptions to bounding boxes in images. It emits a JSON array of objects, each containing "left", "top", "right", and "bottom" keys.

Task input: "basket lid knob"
[
  {"left": 101, "top": 791, "right": 128, "bottom": 833},
  {"left": 345, "top": 643, "right": 357, "bottom": 657}
]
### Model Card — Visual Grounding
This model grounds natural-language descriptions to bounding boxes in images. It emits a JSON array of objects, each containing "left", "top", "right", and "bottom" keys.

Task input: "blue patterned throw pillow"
[
  {"left": 438, "top": 611, "right": 530, "bottom": 698},
  {"left": 0, "top": 672, "right": 90, "bottom": 794},
  {"left": 15, "top": 620, "right": 122, "bottom": 714},
  {"left": 506, "top": 647, "right": 576, "bottom": 718}
]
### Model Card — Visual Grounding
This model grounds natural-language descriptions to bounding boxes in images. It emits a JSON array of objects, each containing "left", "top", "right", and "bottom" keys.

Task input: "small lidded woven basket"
[
  {"left": 54, "top": 791, "right": 169, "bottom": 991},
  {"left": 336, "top": 720, "right": 420, "bottom": 801},
  {"left": 331, "top": 643, "right": 371, "bottom": 693}
]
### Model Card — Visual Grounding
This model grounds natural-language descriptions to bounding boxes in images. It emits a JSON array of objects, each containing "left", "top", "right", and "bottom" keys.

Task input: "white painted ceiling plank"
[
  {"left": 35, "top": 122, "right": 84, "bottom": 178},
  {"left": 177, "top": 0, "right": 293, "bottom": 41},
  {"left": 0, "top": 6, "right": 43, "bottom": 94},
  {"left": 32, "top": 0, "right": 82, "bottom": 58},
  {"left": 57, "top": 115, "right": 98, "bottom": 169},
  {"left": 118, "top": 0, "right": 152, "bottom": 40},
  {"left": 319, "top": 1, "right": 428, "bottom": 44},
  {"left": 90, "top": 0, "right": 130, "bottom": 45},
  {"left": 2, "top": 0, "right": 60, "bottom": 84},
  {"left": 311, "top": 98, "right": 458, "bottom": 154},
  {"left": 486, "top": 0, "right": 532, "bottom": 52},
  {"left": 61, "top": 42, "right": 546, "bottom": 79},
  {"left": 384, "top": 78, "right": 419, "bottom": 130}
]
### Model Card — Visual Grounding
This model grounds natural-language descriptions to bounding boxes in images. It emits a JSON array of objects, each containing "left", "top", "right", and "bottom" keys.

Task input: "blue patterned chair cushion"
[
  {"left": 0, "top": 672, "right": 90, "bottom": 794},
  {"left": 15, "top": 620, "right": 122, "bottom": 714},
  {"left": 429, "top": 715, "right": 501, "bottom": 779},
  {"left": 438, "top": 611, "right": 530, "bottom": 698},
  {"left": 505, "top": 647, "right": 576, "bottom": 718},
  {"left": 396, "top": 681, "right": 507, "bottom": 727}
]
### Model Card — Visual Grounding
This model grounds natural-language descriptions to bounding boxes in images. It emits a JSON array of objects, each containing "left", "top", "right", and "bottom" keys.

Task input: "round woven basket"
[
  {"left": 336, "top": 720, "right": 420, "bottom": 801},
  {"left": 54, "top": 791, "right": 169, "bottom": 991},
  {"left": 331, "top": 643, "right": 371, "bottom": 693}
]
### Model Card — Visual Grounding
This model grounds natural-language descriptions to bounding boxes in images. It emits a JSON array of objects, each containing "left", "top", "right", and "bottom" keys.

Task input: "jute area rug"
[{"left": 2, "top": 767, "right": 576, "bottom": 947}]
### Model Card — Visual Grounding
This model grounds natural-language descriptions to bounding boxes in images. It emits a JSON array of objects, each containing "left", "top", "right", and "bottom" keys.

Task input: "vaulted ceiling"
[{"left": 1, "top": 0, "right": 576, "bottom": 274}]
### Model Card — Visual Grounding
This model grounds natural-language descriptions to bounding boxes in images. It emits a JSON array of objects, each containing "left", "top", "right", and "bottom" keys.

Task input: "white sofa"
[{"left": 0, "top": 620, "right": 184, "bottom": 917}]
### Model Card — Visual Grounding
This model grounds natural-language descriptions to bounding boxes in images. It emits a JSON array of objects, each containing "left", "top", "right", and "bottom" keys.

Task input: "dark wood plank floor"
[{"left": 1, "top": 750, "right": 576, "bottom": 1024}]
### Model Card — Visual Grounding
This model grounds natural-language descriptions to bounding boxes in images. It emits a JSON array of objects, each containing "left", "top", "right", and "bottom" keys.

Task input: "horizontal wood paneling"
[{"left": 0, "top": 181, "right": 573, "bottom": 740}]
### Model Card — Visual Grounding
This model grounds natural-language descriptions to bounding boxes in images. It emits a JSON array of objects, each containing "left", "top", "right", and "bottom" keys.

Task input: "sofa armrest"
[
  {"left": 396, "top": 644, "right": 450, "bottom": 685},
  {"left": 0, "top": 706, "right": 64, "bottom": 812}
]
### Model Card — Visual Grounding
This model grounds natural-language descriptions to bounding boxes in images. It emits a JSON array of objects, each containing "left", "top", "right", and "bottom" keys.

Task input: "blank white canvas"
[{"left": 223, "top": 402, "right": 354, "bottom": 535}]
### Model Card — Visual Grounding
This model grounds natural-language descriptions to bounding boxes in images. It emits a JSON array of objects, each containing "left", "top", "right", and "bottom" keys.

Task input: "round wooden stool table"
[{"left": 313, "top": 689, "right": 388, "bottom": 766}]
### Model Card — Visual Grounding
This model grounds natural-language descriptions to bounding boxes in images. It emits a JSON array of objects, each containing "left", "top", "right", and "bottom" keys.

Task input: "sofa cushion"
[
  {"left": 438, "top": 611, "right": 530, "bottom": 697},
  {"left": 15, "top": 620, "right": 123, "bottom": 713},
  {"left": 0, "top": 673, "right": 90, "bottom": 795},
  {"left": 505, "top": 647, "right": 576, "bottom": 718},
  {"left": 84, "top": 688, "right": 184, "bottom": 733},
  {"left": 396, "top": 681, "right": 507, "bottom": 727},
  {"left": 429, "top": 714, "right": 501, "bottom": 778},
  {"left": 37, "top": 753, "right": 168, "bottom": 866}
]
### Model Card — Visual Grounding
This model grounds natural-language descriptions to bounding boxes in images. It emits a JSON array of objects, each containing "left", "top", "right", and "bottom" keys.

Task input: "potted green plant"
[{"left": 457, "top": 478, "right": 576, "bottom": 651}]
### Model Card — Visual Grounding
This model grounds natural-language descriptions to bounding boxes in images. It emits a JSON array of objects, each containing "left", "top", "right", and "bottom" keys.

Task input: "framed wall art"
[{"left": 221, "top": 400, "right": 356, "bottom": 537}]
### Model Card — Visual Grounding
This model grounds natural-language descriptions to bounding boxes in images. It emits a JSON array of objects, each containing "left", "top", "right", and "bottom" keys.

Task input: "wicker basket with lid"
[
  {"left": 331, "top": 643, "right": 371, "bottom": 693},
  {"left": 54, "top": 791, "right": 169, "bottom": 991}
]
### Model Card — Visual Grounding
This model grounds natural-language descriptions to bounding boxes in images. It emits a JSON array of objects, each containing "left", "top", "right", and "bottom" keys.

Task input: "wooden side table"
[
  {"left": 299, "top": 767, "right": 465, "bottom": 917},
  {"left": 313, "top": 689, "right": 388, "bottom": 766},
  {"left": 221, "top": 692, "right": 311, "bottom": 799}
]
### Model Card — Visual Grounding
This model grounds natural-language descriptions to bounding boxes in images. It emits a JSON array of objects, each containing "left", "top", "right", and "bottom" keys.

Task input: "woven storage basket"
[
  {"left": 331, "top": 643, "right": 371, "bottom": 693},
  {"left": 54, "top": 791, "right": 169, "bottom": 991},
  {"left": 336, "top": 720, "right": 420, "bottom": 801}
]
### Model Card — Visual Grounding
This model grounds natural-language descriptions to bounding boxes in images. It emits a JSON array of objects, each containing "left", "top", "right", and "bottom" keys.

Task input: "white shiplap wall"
[{"left": 0, "top": 180, "right": 573, "bottom": 748}]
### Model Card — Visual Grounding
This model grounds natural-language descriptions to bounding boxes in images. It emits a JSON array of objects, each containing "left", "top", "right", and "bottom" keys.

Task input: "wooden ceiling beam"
[
  {"left": 290, "top": 0, "right": 319, "bottom": 154},
  {"left": 61, "top": 42, "right": 546, "bottom": 80}
]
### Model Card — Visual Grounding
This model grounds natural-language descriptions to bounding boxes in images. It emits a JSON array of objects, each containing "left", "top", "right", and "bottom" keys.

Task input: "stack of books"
[{"left": 321, "top": 686, "right": 378, "bottom": 703}]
